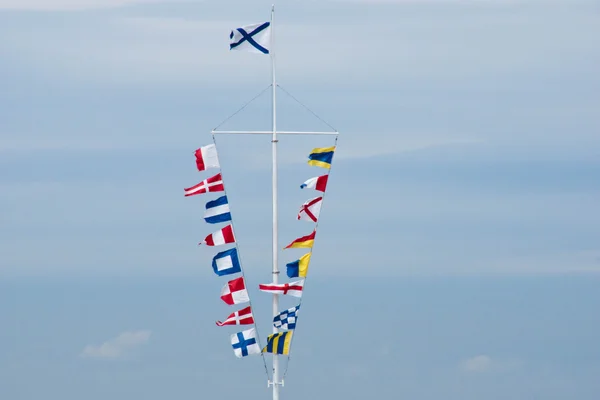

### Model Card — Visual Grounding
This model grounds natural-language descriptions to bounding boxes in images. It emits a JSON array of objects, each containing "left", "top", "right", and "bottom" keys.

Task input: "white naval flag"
[{"left": 229, "top": 22, "right": 271, "bottom": 54}]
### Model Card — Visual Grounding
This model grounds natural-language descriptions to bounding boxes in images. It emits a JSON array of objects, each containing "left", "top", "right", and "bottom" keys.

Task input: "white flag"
[
  {"left": 229, "top": 22, "right": 271, "bottom": 54},
  {"left": 297, "top": 196, "right": 323, "bottom": 222},
  {"left": 195, "top": 144, "right": 220, "bottom": 172}
]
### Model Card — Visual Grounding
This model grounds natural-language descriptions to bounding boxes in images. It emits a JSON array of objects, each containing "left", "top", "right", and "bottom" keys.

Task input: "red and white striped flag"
[
  {"left": 297, "top": 196, "right": 323, "bottom": 222},
  {"left": 200, "top": 224, "right": 235, "bottom": 246},
  {"left": 195, "top": 144, "right": 220, "bottom": 172},
  {"left": 221, "top": 277, "right": 249, "bottom": 305},
  {"left": 216, "top": 306, "right": 254, "bottom": 326},
  {"left": 259, "top": 279, "right": 304, "bottom": 298},
  {"left": 184, "top": 173, "right": 224, "bottom": 197}
]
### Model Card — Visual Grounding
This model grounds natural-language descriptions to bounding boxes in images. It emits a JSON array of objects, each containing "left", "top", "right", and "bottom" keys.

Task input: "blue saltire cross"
[
  {"left": 229, "top": 22, "right": 271, "bottom": 54},
  {"left": 232, "top": 332, "right": 257, "bottom": 357}
]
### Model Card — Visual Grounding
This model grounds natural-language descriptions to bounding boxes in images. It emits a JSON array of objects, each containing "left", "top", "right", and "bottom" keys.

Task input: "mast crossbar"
[{"left": 212, "top": 130, "right": 338, "bottom": 136}]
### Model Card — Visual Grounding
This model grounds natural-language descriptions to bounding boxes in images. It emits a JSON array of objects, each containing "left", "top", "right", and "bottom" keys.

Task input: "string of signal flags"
[{"left": 183, "top": 143, "right": 335, "bottom": 359}]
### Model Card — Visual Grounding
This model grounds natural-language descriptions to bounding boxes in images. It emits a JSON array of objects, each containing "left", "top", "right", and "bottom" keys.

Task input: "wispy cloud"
[
  {"left": 460, "top": 355, "right": 526, "bottom": 374},
  {"left": 0, "top": 0, "right": 168, "bottom": 11},
  {"left": 461, "top": 355, "right": 493, "bottom": 372},
  {"left": 80, "top": 330, "right": 151, "bottom": 359}
]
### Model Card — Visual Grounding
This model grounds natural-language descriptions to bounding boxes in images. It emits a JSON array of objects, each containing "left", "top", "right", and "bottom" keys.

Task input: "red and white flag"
[
  {"left": 216, "top": 306, "right": 254, "bottom": 326},
  {"left": 200, "top": 224, "right": 235, "bottom": 246},
  {"left": 195, "top": 144, "right": 220, "bottom": 172},
  {"left": 259, "top": 279, "right": 304, "bottom": 298},
  {"left": 221, "top": 277, "right": 249, "bottom": 305},
  {"left": 297, "top": 196, "right": 323, "bottom": 222},
  {"left": 300, "top": 175, "right": 328, "bottom": 192},
  {"left": 184, "top": 173, "right": 224, "bottom": 197}
]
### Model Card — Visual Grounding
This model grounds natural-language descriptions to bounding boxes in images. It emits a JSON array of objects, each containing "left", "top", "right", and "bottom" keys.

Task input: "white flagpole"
[{"left": 270, "top": 4, "right": 281, "bottom": 400}]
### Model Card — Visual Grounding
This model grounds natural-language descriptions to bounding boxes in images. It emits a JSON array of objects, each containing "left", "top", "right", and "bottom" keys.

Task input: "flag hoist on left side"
[{"left": 183, "top": 143, "right": 263, "bottom": 359}]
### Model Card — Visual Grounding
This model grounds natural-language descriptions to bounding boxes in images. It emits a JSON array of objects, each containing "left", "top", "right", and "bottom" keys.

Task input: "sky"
[{"left": 1, "top": 0, "right": 599, "bottom": 399}]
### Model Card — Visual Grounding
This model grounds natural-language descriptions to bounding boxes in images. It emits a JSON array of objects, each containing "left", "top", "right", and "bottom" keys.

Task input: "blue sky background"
[{"left": 1, "top": 0, "right": 599, "bottom": 399}]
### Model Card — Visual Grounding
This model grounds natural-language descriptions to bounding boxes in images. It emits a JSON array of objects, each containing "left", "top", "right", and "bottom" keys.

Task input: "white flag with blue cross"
[
  {"left": 229, "top": 22, "right": 271, "bottom": 54},
  {"left": 230, "top": 328, "right": 261, "bottom": 358}
]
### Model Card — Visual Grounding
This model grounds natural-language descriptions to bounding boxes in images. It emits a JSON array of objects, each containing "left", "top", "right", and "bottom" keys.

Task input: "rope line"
[
  {"left": 281, "top": 135, "right": 339, "bottom": 379},
  {"left": 276, "top": 84, "right": 338, "bottom": 132},
  {"left": 211, "top": 133, "right": 271, "bottom": 380},
  {"left": 212, "top": 85, "right": 272, "bottom": 131}
]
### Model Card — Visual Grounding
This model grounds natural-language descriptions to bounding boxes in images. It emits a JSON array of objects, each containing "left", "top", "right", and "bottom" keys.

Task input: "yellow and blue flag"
[
  {"left": 262, "top": 331, "right": 294, "bottom": 355},
  {"left": 307, "top": 146, "right": 335, "bottom": 169},
  {"left": 286, "top": 252, "right": 311, "bottom": 278}
]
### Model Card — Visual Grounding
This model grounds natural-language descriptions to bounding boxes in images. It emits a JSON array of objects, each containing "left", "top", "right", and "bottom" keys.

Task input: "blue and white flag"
[
  {"left": 273, "top": 305, "right": 300, "bottom": 330},
  {"left": 204, "top": 195, "right": 231, "bottom": 224},
  {"left": 229, "top": 22, "right": 271, "bottom": 54},
  {"left": 231, "top": 328, "right": 261, "bottom": 358},
  {"left": 212, "top": 248, "right": 241, "bottom": 276}
]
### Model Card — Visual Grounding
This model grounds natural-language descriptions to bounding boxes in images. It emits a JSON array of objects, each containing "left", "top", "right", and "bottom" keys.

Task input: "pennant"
[
  {"left": 297, "top": 196, "right": 323, "bottom": 223},
  {"left": 200, "top": 224, "right": 235, "bottom": 246},
  {"left": 262, "top": 331, "right": 293, "bottom": 355},
  {"left": 300, "top": 175, "right": 328, "bottom": 192},
  {"left": 259, "top": 280, "right": 304, "bottom": 298},
  {"left": 307, "top": 146, "right": 335, "bottom": 169},
  {"left": 204, "top": 195, "right": 232, "bottom": 224},
  {"left": 211, "top": 248, "right": 241, "bottom": 276},
  {"left": 184, "top": 173, "right": 224, "bottom": 197},
  {"left": 217, "top": 306, "right": 254, "bottom": 326},
  {"left": 221, "top": 277, "right": 249, "bottom": 305},
  {"left": 284, "top": 230, "right": 315, "bottom": 249},
  {"left": 273, "top": 305, "right": 300, "bottom": 330},
  {"left": 194, "top": 144, "right": 220, "bottom": 172},
  {"left": 231, "top": 328, "right": 261, "bottom": 358},
  {"left": 229, "top": 22, "right": 271, "bottom": 54},
  {"left": 286, "top": 253, "right": 311, "bottom": 278}
]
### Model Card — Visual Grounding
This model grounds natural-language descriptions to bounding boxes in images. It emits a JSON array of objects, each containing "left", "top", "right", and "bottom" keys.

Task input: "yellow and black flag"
[{"left": 262, "top": 331, "right": 293, "bottom": 355}]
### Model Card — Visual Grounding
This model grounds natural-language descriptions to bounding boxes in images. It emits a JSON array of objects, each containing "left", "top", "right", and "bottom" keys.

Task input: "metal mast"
[{"left": 269, "top": 5, "right": 281, "bottom": 400}]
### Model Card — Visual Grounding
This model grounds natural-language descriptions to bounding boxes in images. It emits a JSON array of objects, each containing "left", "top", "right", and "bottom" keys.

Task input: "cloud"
[
  {"left": 461, "top": 355, "right": 493, "bottom": 372},
  {"left": 0, "top": 0, "right": 167, "bottom": 10},
  {"left": 80, "top": 330, "right": 151, "bottom": 359}
]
